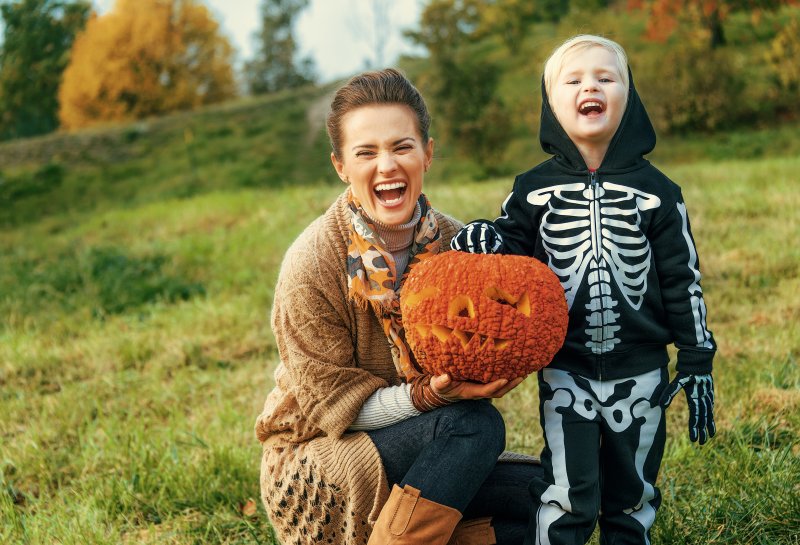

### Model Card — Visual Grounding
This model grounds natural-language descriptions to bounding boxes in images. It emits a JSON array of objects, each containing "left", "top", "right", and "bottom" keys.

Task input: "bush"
[
  {"left": 0, "top": 246, "right": 205, "bottom": 324},
  {"left": 633, "top": 35, "right": 746, "bottom": 133},
  {"left": 0, "top": 162, "right": 64, "bottom": 201},
  {"left": 87, "top": 247, "right": 205, "bottom": 317}
]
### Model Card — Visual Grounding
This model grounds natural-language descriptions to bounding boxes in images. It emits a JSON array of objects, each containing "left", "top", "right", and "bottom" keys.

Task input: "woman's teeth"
[{"left": 375, "top": 182, "right": 406, "bottom": 204}]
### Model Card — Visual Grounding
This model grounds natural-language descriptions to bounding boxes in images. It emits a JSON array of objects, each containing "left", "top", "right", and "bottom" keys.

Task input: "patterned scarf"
[{"left": 346, "top": 190, "right": 440, "bottom": 379}]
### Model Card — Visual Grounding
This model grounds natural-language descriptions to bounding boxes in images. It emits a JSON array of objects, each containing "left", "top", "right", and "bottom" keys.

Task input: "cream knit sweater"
[{"left": 256, "top": 190, "right": 460, "bottom": 545}]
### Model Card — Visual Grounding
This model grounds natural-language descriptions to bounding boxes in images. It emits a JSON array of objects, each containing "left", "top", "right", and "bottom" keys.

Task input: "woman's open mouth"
[{"left": 374, "top": 181, "right": 407, "bottom": 205}]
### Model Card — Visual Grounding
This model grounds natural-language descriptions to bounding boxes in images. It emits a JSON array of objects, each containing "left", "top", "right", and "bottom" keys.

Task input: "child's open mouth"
[
  {"left": 375, "top": 181, "right": 407, "bottom": 205},
  {"left": 579, "top": 100, "right": 605, "bottom": 116}
]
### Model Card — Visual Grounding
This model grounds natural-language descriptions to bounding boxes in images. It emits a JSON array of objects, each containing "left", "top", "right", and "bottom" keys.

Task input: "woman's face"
[{"left": 331, "top": 104, "right": 433, "bottom": 226}]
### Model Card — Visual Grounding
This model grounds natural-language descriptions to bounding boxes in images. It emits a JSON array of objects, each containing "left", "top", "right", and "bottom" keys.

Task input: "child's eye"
[
  {"left": 567, "top": 79, "right": 580, "bottom": 85},
  {"left": 600, "top": 78, "right": 613, "bottom": 83}
]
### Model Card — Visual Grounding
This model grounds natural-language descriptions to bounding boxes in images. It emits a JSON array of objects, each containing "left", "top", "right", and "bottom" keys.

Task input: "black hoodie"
[{"left": 491, "top": 71, "right": 716, "bottom": 380}]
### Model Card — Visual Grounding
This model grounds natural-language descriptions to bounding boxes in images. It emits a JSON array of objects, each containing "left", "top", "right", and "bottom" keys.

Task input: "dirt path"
[{"left": 306, "top": 90, "right": 335, "bottom": 146}]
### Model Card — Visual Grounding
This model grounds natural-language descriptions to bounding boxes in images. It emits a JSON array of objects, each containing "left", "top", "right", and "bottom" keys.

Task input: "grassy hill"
[{"left": 2, "top": 68, "right": 800, "bottom": 543}]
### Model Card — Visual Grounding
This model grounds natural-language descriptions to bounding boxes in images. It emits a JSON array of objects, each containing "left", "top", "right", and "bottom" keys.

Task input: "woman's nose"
[{"left": 378, "top": 152, "right": 398, "bottom": 174}]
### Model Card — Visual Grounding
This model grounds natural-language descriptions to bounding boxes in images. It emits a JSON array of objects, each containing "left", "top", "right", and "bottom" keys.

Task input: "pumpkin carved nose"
[{"left": 448, "top": 295, "right": 475, "bottom": 318}]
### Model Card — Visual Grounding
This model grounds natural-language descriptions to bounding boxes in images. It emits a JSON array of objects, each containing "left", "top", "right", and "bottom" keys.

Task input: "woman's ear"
[
  {"left": 424, "top": 138, "right": 434, "bottom": 172},
  {"left": 330, "top": 152, "right": 348, "bottom": 183}
]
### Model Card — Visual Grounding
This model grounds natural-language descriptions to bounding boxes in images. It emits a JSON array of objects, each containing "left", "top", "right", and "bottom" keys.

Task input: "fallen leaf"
[{"left": 241, "top": 499, "right": 257, "bottom": 517}]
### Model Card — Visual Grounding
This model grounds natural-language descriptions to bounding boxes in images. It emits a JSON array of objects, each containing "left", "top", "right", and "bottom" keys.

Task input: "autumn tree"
[
  {"left": 765, "top": 17, "right": 800, "bottom": 93},
  {"left": 629, "top": 0, "right": 799, "bottom": 49},
  {"left": 0, "top": 0, "right": 90, "bottom": 140},
  {"left": 58, "top": 0, "right": 235, "bottom": 129},
  {"left": 245, "top": 0, "right": 315, "bottom": 95}
]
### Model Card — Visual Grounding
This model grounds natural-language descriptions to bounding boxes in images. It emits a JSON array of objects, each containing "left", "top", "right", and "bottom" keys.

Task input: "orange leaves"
[
  {"left": 401, "top": 251, "right": 568, "bottom": 383},
  {"left": 631, "top": 0, "right": 797, "bottom": 47},
  {"left": 239, "top": 498, "right": 258, "bottom": 517},
  {"left": 58, "top": 0, "right": 235, "bottom": 129}
]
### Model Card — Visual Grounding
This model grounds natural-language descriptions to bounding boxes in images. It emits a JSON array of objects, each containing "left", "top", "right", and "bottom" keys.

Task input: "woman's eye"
[
  {"left": 356, "top": 150, "right": 375, "bottom": 158},
  {"left": 395, "top": 145, "right": 413, "bottom": 152}
]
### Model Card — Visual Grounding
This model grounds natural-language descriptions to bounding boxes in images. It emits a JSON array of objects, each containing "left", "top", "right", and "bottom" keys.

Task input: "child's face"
[{"left": 550, "top": 46, "right": 628, "bottom": 154}]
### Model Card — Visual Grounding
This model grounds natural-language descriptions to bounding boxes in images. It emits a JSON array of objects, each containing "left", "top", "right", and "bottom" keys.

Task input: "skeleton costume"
[{"left": 463, "top": 71, "right": 716, "bottom": 545}]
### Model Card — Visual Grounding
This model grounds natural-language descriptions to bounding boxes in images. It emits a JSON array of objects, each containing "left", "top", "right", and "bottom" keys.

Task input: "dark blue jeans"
[{"left": 366, "top": 400, "right": 542, "bottom": 545}]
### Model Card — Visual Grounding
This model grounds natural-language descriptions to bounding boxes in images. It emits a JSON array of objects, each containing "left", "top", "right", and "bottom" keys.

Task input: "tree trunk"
[{"left": 708, "top": 7, "right": 726, "bottom": 49}]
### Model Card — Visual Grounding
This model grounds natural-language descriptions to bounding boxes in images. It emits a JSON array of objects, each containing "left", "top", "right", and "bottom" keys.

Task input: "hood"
[{"left": 539, "top": 68, "right": 656, "bottom": 173}]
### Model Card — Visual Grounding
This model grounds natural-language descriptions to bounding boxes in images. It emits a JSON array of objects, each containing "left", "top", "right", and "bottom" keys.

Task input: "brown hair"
[{"left": 326, "top": 68, "right": 431, "bottom": 160}]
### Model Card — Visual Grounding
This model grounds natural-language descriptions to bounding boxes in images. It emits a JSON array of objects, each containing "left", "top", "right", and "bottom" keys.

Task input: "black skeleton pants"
[{"left": 525, "top": 367, "right": 668, "bottom": 545}]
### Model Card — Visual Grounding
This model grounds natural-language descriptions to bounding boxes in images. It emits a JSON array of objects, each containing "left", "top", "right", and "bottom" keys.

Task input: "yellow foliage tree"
[
  {"left": 58, "top": 0, "right": 235, "bottom": 129},
  {"left": 765, "top": 17, "right": 800, "bottom": 92}
]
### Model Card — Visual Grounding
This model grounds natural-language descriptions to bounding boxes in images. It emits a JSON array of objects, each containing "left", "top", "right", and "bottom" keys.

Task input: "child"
[{"left": 451, "top": 35, "right": 717, "bottom": 544}]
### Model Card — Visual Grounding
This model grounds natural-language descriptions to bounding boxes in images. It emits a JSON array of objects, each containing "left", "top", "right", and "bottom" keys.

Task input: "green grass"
[{"left": 2, "top": 146, "right": 799, "bottom": 543}]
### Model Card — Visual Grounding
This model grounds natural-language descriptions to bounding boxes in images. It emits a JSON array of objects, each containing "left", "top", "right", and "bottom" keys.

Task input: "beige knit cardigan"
[{"left": 256, "top": 190, "right": 461, "bottom": 545}]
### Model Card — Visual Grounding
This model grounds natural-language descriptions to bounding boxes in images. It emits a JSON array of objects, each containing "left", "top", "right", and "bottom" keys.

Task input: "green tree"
[
  {"left": 0, "top": 0, "right": 89, "bottom": 140},
  {"left": 407, "top": 0, "right": 512, "bottom": 172},
  {"left": 478, "top": 0, "right": 570, "bottom": 50},
  {"left": 245, "top": 0, "right": 315, "bottom": 95}
]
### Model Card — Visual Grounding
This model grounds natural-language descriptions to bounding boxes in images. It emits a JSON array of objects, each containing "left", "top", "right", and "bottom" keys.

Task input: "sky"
[{"left": 92, "top": 0, "right": 425, "bottom": 83}]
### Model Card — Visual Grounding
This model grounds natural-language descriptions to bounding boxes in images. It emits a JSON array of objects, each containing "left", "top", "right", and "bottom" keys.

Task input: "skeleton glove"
[
  {"left": 659, "top": 372, "right": 716, "bottom": 445},
  {"left": 450, "top": 220, "right": 503, "bottom": 254}
]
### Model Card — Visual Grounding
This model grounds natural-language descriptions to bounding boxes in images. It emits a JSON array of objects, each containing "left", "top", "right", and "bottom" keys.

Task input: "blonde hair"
[{"left": 543, "top": 35, "right": 629, "bottom": 102}]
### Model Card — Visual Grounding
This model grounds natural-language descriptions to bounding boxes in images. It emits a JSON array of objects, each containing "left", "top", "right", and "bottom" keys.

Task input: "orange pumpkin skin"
[{"left": 401, "top": 251, "right": 568, "bottom": 383}]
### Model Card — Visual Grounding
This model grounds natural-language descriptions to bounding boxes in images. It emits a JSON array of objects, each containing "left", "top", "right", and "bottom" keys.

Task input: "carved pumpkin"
[{"left": 401, "top": 251, "right": 568, "bottom": 383}]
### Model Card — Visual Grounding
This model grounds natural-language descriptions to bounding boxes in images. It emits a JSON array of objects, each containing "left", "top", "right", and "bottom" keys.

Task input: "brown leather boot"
[
  {"left": 367, "top": 484, "right": 462, "bottom": 545},
  {"left": 447, "top": 518, "right": 497, "bottom": 545}
]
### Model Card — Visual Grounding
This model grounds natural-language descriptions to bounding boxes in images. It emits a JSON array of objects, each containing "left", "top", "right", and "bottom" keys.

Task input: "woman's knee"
[{"left": 440, "top": 400, "right": 506, "bottom": 454}]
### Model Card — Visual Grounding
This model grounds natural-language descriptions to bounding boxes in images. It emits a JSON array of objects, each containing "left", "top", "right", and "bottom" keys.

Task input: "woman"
[{"left": 255, "top": 68, "right": 541, "bottom": 545}]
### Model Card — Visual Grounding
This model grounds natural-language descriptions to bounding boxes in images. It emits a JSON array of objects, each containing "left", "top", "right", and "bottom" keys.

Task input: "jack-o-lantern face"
[{"left": 401, "top": 251, "right": 568, "bottom": 383}]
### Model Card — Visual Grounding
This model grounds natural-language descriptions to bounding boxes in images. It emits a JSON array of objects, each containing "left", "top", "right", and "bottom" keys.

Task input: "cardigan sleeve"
[{"left": 271, "top": 233, "right": 389, "bottom": 440}]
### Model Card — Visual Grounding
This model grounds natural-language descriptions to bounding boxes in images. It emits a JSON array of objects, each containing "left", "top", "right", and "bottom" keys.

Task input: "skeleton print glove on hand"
[
  {"left": 450, "top": 221, "right": 503, "bottom": 254},
  {"left": 659, "top": 372, "right": 716, "bottom": 445}
]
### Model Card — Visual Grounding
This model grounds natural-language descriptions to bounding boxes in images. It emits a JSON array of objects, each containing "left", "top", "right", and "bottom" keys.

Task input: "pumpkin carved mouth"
[{"left": 415, "top": 323, "right": 511, "bottom": 351}]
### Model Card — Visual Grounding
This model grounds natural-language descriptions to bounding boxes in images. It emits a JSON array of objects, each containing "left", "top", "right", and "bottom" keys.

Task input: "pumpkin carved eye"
[
  {"left": 484, "top": 286, "right": 531, "bottom": 317},
  {"left": 403, "top": 286, "right": 440, "bottom": 307},
  {"left": 448, "top": 295, "right": 475, "bottom": 319}
]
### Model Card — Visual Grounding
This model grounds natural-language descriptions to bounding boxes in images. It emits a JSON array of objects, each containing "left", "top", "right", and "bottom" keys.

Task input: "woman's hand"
[{"left": 430, "top": 374, "right": 525, "bottom": 400}]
